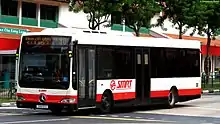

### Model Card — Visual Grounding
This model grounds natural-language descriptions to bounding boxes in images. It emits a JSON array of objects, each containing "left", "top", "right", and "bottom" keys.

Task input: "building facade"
[{"left": 0, "top": 0, "right": 71, "bottom": 88}]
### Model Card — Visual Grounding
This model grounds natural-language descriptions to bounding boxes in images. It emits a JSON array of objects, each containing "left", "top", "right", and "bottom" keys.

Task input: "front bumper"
[{"left": 16, "top": 101, "right": 77, "bottom": 110}]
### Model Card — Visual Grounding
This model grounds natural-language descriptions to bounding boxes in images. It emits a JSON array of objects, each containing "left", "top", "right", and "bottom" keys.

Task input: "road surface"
[{"left": 0, "top": 95, "right": 220, "bottom": 124}]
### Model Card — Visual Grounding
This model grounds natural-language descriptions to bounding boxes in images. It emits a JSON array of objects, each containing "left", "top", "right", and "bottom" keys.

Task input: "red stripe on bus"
[
  {"left": 150, "top": 88, "right": 201, "bottom": 98},
  {"left": 96, "top": 92, "right": 136, "bottom": 102},
  {"left": 16, "top": 93, "right": 78, "bottom": 104}
]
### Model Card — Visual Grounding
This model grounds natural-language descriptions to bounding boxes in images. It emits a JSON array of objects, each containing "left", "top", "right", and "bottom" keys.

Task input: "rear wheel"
[{"left": 99, "top": 91, "right": 113, "bottom": 114}]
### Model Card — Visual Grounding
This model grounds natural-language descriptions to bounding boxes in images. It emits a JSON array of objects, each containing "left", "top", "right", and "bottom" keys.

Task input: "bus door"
[
  {"left": 77, "top": 46, "right": 96, "bottom": 108},
  {"left": 135, "top": 48, "right": 150, "bottom": 102}
]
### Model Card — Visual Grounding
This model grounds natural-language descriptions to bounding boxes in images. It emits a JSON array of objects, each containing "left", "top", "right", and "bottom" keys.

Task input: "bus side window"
[{"left": 137, "top": 54, "right": 141, "bottom": 64}]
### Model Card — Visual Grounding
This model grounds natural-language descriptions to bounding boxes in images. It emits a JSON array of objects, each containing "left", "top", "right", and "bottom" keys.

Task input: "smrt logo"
[
  {"left": 110, "top": 80, "right": 116, "bottom": 90},
  {"left": 110, "top": 80, "right": 132, "bottom": 91}
]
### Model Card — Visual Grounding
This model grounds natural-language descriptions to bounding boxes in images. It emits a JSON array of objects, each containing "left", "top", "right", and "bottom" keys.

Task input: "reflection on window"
[
  {"left": 78, "top": 48, "right": 86, "bottom": 98},
  {"left": 19, "top": 45, "right": 70, "bottom": 89},
  {"left": 1, "top": 0, "right": 18, "bottom": 16},
  {"left": 150, "top": 48, "right": 200, "bottom": 78},
  {"left": 40, "top": 5, "right": 58, "bottom": 21},
  {"left": 97, "top": 46, "right": 134, "bottom": 79},
  {"left": 22, "top": 2, "right": 36, "bottom": 18}
]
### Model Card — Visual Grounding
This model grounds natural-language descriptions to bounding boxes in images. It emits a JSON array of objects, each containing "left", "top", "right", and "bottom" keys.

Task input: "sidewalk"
[
  {"left": 0, "top": 102, "right": 16, "bottom": 107},
  {"left": 202, "top": 89, "right": 220, "bottom": 94}
]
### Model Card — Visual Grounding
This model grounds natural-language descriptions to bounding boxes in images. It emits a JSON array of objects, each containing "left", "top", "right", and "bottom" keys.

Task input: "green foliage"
[
  {"left": 120, "top": 0, "right": 161, "bottom": 36},
  {"left": 189, "top": 1, "right": 220, "bottom": 84},
  {"left": 69, "top": 0, "right": 120, "bottom": 30},
  {"left": 156, "top": 0, "right": 198, "bottom": 39},
  {"left": 190, "top": 1, "right": 220, "bottom": 38}
]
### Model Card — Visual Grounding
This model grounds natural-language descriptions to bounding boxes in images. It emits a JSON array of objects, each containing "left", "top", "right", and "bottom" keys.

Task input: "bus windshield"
[{"left": 18, "top": 35, "right": 71, "bottom": 90}]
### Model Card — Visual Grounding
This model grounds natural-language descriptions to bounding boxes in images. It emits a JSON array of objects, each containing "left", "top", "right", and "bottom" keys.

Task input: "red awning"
[
  {"left": 0, "top": 38, "right": 20, "bottom": 50},
  {"left": 201, "top": 45, "right": 220, "bottom": 56}
]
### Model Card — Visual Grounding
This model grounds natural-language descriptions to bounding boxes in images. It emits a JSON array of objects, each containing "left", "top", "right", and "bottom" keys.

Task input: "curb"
[
  {"left": 0, "top": 102, "right": 16, "bottom": 107},
  {"left": 202, "top": 89, "right": 220, "bottom": 94}
]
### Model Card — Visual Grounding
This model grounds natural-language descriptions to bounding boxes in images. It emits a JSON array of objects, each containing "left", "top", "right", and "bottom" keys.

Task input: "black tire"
[
  {"left": 167, "top": 89, "right": 178, "bottom": 108},
  {"left": 99, "top": 91, "right": 113, "bottom": 114}
]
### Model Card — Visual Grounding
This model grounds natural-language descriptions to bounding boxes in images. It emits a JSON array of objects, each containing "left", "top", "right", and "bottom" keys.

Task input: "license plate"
[{"left": 36, "top": 105, "right": 48, "bottom": 109}]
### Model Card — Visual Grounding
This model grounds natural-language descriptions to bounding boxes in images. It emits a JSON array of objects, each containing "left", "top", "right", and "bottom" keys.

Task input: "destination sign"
[{"left": 23, "top": 36, "right": 71, "bottom": 46}]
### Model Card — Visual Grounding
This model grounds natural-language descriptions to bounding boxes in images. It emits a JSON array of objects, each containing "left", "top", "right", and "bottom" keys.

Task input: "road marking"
[
  {"left": 1, "top": 118, "right": 69, "bottom": 124},
  {"left": 135, "top": 116, "right": 142, "bottom": 119},
  {"left": 135, "top": 111, "right": 220, "bottom": 118},
  {"left": 0, "top": 113, "right": 22, "bottom": 116},
  {"left": 22, "top": 112, "right": 29, "bottom": 114},
  {"left": 110, "top": 115, "right": 118, "bottom": 117},
  {"left": 192, "top": 106, "right": 220, "bottom": 111},
  {"left": 72, "top": 116, "right": 175, "bottom": 123},
  {"left": 123, "top": 116, "right": 131, "bottom": 118}
]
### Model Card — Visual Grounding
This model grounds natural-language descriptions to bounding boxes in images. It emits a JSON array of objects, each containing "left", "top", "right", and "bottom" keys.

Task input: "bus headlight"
[{"left": 60, "top": 98, "right": 75, "bottom": 103}]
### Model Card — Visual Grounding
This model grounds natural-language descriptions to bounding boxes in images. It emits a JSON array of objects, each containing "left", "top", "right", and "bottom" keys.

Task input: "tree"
[
  {"left": 69, "top": 0, "right": 120, "bottom": 30},
  {"left": 156, "top": 0, "right": 198, "bottom": 39},
  {"left": 120, "top": 0, "right": 161, "bottom": 36},
  {"left": 190, "top": 1, "right": 220, "bottom": 84}
]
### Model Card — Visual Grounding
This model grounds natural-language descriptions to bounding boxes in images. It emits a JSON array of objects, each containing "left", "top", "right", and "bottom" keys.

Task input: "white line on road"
[
  {"left": 1, "top": 118, "right": 69, "bottom": 124},
  {"left": 192, "top": 106, "right": 220, "bottom": 111},
  {"left": 135, "top": 110, "right": 220, "bottom": 118},
  {"left": 0, "top": 113, "right": 22, "bottom": 116},
  {"left": 72, "top": 116, "right": 175, "bottom": 123}
]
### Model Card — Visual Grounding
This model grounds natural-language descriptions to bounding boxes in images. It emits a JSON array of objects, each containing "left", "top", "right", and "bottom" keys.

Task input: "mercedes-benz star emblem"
[{"left": 39, "top": 94, "right": 46, "bottom": 103}]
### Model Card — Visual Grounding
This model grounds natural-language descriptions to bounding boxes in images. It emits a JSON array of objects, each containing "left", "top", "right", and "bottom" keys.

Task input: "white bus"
[{"left": 16, "top": 28, "right": 201, "bottom": 114}]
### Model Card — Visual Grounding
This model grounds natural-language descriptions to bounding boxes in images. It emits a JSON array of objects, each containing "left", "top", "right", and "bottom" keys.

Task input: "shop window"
[
  {"left": 111, "top": 11, "right": 123, "bottom": 24},
  {"left": 22, "top": 2, "right": 36, "bottom": 18},
  {"left": 0, "top": 55, "right": 16, "bottom": 89},
  {"left": 1, "top": 0, "right": 18, "bottom": 16},
  {"left": 40, "top": 5, "right": 58, "bottom": 21}
]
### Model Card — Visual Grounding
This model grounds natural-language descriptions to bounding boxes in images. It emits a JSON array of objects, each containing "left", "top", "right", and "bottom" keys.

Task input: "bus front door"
[
  {"left": 77, "top": 47, "right": 96, "bottom": 108},
  {"left": 135, "top": 48, "right": 150, "bottom": 103}
]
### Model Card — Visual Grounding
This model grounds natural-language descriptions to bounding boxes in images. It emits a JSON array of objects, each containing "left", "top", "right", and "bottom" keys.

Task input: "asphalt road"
[{"left": 0, "top": 94, "right": 220, "bottom": 124}]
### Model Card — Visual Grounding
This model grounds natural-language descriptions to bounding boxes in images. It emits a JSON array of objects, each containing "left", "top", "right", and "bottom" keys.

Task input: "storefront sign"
[{"left": 0, "top": 27, "right": 28, "bottom": 34}]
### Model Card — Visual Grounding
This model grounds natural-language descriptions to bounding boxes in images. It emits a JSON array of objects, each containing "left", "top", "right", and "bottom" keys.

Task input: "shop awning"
[
  {"left": 0, "top": 38, "right": 20, "bottom": 51},
  {"left": 201, "top": 45, "right": 220, "bottom": 56}
]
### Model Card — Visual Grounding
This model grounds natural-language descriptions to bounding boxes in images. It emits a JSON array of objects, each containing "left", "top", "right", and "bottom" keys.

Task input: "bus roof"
[{"left": 21, "top": 28, "right": 201, "bottom": 49}]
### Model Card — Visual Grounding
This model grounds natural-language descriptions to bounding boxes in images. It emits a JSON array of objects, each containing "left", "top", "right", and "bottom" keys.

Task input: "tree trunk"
[
  {"left": 91, "top": 11, "right": 96, "bottom": 30},
  {"left": 135, "top": 28, "right": 140, "bottom": 37},
  {"left": 135, "top": 31, "right": 140, "bottom": 37},
  {"left": 204, "top": 31, "right": 212, "bottom": 84},
  {"left": 178, "top": 25, "right": 182, "bottom": 39}
]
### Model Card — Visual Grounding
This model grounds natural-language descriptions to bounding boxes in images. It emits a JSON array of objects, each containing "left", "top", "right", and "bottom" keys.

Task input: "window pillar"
[
  {"left": 0, "top": 0, "right": 2, "bottom": 15},
  {"left": 18, "top": 0, "right": 22, "bottom": 25},
  {"left": 37, "top": 3, "right": 40, "bottom": 27}
]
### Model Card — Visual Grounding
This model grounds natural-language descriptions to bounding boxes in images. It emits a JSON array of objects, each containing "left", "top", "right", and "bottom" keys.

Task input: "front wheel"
[
  {"left": 167, "top": 89, "right": 178, "bottom": 108},
  {"left": 99, "top": 91, "right": 114, "bottom": 114}
]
